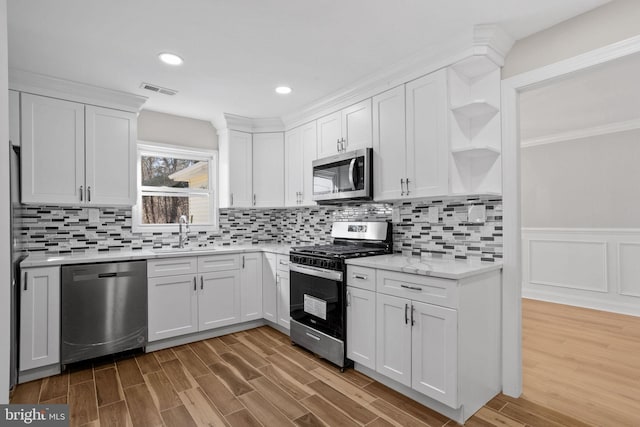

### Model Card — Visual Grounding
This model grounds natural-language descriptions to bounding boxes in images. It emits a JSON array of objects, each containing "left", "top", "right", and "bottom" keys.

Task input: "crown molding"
[
  {"left": 221, "top": 113, "right": 284, "bottom": 133},
  {"left": 521, "top": 118, "right": 640, "bottom": 148},
  {"left": 282, "top": 24, "right": 514, "bottom": 130},
  {"left": 8, "top": 68, "right": 147, "bottom": 112}
]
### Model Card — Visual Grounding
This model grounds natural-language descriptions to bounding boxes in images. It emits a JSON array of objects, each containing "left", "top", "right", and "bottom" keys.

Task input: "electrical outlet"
[
  {"left": 392, "top": 207, "right": 400, "bottom": 222},
  {"left": 88, "top": 208, "right": 100, "bottom": 223},
  {"left": 297, "top": 212, "right": 303, "bottom": 223},
  {"left": 468, "top": 205, "right": 486, "bottom": 223},
  {"left": 428, "top": 206, "right": 439, "bottom": 223}
]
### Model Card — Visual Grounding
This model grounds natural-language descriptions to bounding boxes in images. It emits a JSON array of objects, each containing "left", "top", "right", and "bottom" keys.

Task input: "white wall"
[
  {"left": 504, "top": 0, "right": 640, "bottom": 78},
  {"left": 521, "top": 129, "right": 640, "bottom": 228},
  {"left": 137, "top": 110, "right": 218, "bottom": 150},
  {"left": 0, "top": 0, "right": 10, "bottom": 404}
]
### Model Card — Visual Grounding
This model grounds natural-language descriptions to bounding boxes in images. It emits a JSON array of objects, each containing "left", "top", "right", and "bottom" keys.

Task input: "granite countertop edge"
[
  {"left": 345, "top": 254, "right": 503, "bottom": 280},
  {"left": 21, "top": 244, "right": 293, "bottom": 268}
]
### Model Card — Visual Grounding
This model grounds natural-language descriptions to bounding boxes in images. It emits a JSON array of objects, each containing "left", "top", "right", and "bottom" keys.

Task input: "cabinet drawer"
[
  {"left": 198, "top": 254, "right": 240, "bottom": 273},
  {"left": 346, "top": 266, "right": 376, "bottom": 291},
  {"left": 376, "top": 269, "right": 458, "bottom": 308},
  {"left": 276, "top": 255, "right": 290, "bottom": 272},
  {"left": 148, "top": 257, "right": 198, "bottom": 278}
]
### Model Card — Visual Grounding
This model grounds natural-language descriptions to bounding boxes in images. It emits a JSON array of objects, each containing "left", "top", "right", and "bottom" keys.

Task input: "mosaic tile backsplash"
[{"left": 15, "top": 196, "right": 502, "bottom": 261}]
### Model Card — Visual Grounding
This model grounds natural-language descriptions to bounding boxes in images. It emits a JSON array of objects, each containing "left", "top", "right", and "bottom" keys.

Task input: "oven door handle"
[
  {"left": 348, "top": 158, "right": 357, "bottom": 191},
  {"left": 290, "top": 263, "right": 343, "bottom": 282}
]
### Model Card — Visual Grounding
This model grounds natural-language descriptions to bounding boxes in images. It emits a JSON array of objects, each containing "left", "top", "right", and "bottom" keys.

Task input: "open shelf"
[
  {"left": 451, "top": 100, "right": 498, "bottom": 119},
  {"left": 451, "top": 145, "right": 500, "bottom": 159}
]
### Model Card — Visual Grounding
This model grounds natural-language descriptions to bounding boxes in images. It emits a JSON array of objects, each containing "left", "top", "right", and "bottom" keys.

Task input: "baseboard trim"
[
  {"left": 522, "top": 289, "right": 640, "bottom": 317},
  {"left": 18, "top": 364, "right": 61, "bottom": 384}
]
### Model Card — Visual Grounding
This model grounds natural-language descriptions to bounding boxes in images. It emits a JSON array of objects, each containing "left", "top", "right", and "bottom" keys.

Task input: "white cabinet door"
[
  {"left": 253, "top": 132, "right": 284, "bottom": 207},
  {"left": 21, "top": 93, "right": 85, "bottom": 205},
  {"left": 262, "top": 253, "right": 277, "bottom": 323},
  {"left": 406, "top": 69, "right": 449, "bottom": 198},
  {"left": 346, "top": 286, "right": 376, "bottom": 370},
  {"left": 228, "top": 130, "right": 253, "bottom": 207},
  {"left": 277, "top": 272, "right": 291, "bottom": 330},
  {"left": 300, "top": 121, "right": 317, "bottom": 205},
  {"left": 317, "top": 111, "right": 341, "bottom": 158},
  {"left": 373, "top": 86, "right": 406, "bottom": 201},
  {"left": 376, "top": 293, "right": 412, "bottom": 387},
  {"left": 9, "top": 90, "right": 20, "bottom": 146},
  {"left": 342, "top": 99, "right": 372, "bottom": 153},
  {"left": 240, "top": 253, "right": 263, "bottom": 321},
  {"left": 148, "top": 274, "right": 198, "bottom": 342},
  {"left": 284, "top": 127, "right": 303, "bottom": 207},
  {"left": 411, "top": 301, "right": 458, "bottom": 407},
  {"left": 19, "top": 267, "right": 60, "bottom": 371},
  {"left": 85, "top": 106, "right": 137, "bottom": 206},
  {"left": 199, "top": 270, "right": 241, "bottom": 330}
]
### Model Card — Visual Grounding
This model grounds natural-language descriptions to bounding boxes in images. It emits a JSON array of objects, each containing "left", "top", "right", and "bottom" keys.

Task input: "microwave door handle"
[{"left": 348, "top": 158, "right": 357, "bottom": 191}]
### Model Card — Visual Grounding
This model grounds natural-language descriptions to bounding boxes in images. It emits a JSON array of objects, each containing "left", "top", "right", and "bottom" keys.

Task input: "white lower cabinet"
[
  {"left": 19, "top": 266, "right": 60, "bottom": 372},
  {"left": 240, "top": 253, "right": 263, "bottom": 321},
  {"left": 276, "top": 255, "right": 290, "bottom": 330},
  {"left": 346, "top": 286, "right": 376, "bottom": 369},
  {"left": 262, "top": 253, "right": 277, "bottom": 323},
  {"left": 148, "top": 253, "right": 264, "bottom": 342},
  {"left": 376, "top": 293, "right": 412, "bottom": 386}
]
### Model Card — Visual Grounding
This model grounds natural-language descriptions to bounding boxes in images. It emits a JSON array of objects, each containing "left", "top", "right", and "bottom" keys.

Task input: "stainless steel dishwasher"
[{"left": 61, "top": 261, "right": 147, "bottom": 365}]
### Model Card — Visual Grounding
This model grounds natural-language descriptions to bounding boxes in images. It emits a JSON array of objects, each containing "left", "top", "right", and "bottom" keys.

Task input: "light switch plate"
[
  {"left": 428, "top": 206, "right": 439, "bottom": 223},
  {"left": 468, "top": 205, "right": 486, "bottom": 223},
  {"left": 88, "top": 208, "right": 100, "bottom": 223}
]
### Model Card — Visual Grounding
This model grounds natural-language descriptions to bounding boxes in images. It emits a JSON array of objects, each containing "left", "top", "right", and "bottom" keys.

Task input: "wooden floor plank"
[
  {"left": 175, "top": 347, "right": 211, "bottom": 378},
  {"left": 10, "top": 379, "right": 42, "bottom": 404},
  {"left": 152, "top": 348, "right": 177, "bottom": 363},
  {"left": 205, "top": 337, "right": 232, "bottom": 355},
  {"left": 250, "top": 375, "right": 308, "bottom": 420},
  {"left": 189, "top": 340, "right": 223, "bottom": 366},
  {"left": 367, "top": 417, "right": 396, "bottom": 427},
  {"left": 228, "top": 341, "right": 270, "bottom": 368},
  {"left": 179, "top": 387, "right": 229, "bottom": 427},
  {"left": 240, "top": 332, "right": 278, "bottom": 356},
  {"left": 311, "top": 366, "right": 377, "bottom": 406},
  {"left": 94, "top": 367, "right": 122, "bottom": 407},
  {"left": 135, "top": 352, "right": 162, "bottom": 375},
  {"left": 144, "top": 370, "right": 182, "bottom": 411},
  {"left": 220, "top": 351, "right": 263, "bottom": 381},
  {"left": 123, "top": 383, "right": 164, "bottom": 427},
  {"left": 274, "top": 344, "right": 320, "bottom": 371},
  {"left": 69, "top": 361, "right": 94, "bottom": 385},
  {"left": 225, "top": 408, "right": 263, "bottom": 427},
  {"left": 368, "top": 398, "right": 433, "bottom": 427},
  {"left": 116, "top": 358, "right": 144, "bottom": 389},
  {"left": 239, "top": 390, "right": 295, "bottom": 426},
  {"left": 160, "top": 358, "right": 198, "bottom": 392},
  {"left": 98, "top": 400, "right": 132, "bottom": 427},
  {"left": 474, "top": 407, "right": 526, "bottom": 427},
  {"left": 39, "top": 373, "right": 68, "bottom": 402},
  {"left": 219, "top": 334, "right": 240, "bottom": 346},
  {"left": 68, "top": 381, "right": 98, "bottom": 427},
  {"left": 267, "top": 353, "right": 314, "bottom": 385},
  {"left": 195, "top": 373, "right": 244, "bottom": 415},
  {"left": 293, "top": 412, "right": 327, "bottom": 427},
  {"left": 209, "top": 362, "right": 254, "bottom": 396},
  {"left": 307, "top": 379, "right": 377, "bottom": 424},
  {"left": 300, "top": 394, "right": 360, "bottom": 427},
  {"left": 161, "top": 405, "right": 198, "bottom": 427},
  {"left": 258, "top": 364, "right": 313, "bottom": 401}
]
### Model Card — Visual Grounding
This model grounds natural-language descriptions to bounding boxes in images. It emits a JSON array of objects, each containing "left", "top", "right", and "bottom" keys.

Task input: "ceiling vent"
[{"left": 140, "top": 82, "right": 178, "bottom": 96}]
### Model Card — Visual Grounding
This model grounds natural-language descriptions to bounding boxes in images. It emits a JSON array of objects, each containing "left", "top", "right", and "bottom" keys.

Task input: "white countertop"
[
  {"left": 21, "top": 244, "right": 292, "bottom": 268},
  {"left": 346, "top": 254, "right": 502, "bottom": 280}
]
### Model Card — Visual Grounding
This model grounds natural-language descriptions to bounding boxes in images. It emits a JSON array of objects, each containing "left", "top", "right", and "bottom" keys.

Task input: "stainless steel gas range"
[{"left": 289, "top": 221, "right": 391, "bottom": 370}]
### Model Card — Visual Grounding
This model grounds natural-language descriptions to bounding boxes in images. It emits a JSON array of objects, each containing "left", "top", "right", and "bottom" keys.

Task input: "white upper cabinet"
[
  {"left": 85, "top": 106, "right": 137, "bottom": 206},
  {"left": 20, "top": 93, "right": 137, "bottom": 206},
  {"left": 284, "top": 121, "right": 317, "bottom": 206},
  {"left": 21, "top": 94, "right": 85, "bottom": 205},
  {"left": 317, "top": 99, "right": 372, "bottom": 158},
  {"left": 253, "top": 132, "right": 284, "bottom": 207},
  {"left": 405, "top": 69, "right": 449, "bottom": 199},
  {"left": 373, "top": 85, "right": 407, "bottom": 201},
  {"left": 226, "top": 130, "right": 253, "bottom": 208}
]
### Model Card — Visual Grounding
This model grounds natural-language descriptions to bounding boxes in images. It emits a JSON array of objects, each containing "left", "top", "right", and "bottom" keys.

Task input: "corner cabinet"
[
  {"left": 19, "top": 266, "right": 60, "bottom": 373},
  {"left": 20, "top": 93, "right": 136, "bottom": 206},
  {"left": 252, "top": 133, "right": 285, "bottom": 207},
  {"left": 373, "top": 70, "right": 449, "bottom": 201}
]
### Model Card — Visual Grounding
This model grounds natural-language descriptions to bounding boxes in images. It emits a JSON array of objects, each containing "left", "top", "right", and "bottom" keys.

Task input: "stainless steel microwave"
[{"left": 312, "top": 148, "right": 372, "bottom": 202}]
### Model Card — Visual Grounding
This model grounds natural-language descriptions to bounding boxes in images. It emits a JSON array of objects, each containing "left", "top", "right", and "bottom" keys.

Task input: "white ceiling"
[
  {"left": 8, "top": 0, "right": 609, "bottom": 129},
  {"left": 520, "top": 51, "right": 640, "bottom": 142}
]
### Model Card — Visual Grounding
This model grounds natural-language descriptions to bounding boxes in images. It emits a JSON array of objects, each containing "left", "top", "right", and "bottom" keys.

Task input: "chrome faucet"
[{"left": 178, "top": 215, "right": 190, "bottom": 248}]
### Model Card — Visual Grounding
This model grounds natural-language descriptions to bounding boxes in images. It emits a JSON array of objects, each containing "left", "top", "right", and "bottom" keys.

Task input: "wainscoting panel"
[{"left": 522, "top": 228, "right": 640, "bottom": 317}]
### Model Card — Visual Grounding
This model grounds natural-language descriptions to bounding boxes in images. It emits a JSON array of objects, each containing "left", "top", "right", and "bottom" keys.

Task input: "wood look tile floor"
[
  {"left": 522, "top": 298, "right": 640, "bottom": 427},
  {"left": 12, "top": 325, "right": 591, "bottom": 427}
]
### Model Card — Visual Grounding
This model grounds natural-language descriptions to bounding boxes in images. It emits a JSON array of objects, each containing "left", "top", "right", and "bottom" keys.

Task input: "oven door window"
[
  {"left": 290, "top": 270, "right": 344, "bottom": 338},
  {"left": 313, "top": 156, "right": 365, "bottom": 196}
]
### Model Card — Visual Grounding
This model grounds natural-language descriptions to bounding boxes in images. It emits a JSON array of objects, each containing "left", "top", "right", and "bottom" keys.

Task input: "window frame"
[{"left": 132, "top": 141, "right": 219, "bottom": 233}]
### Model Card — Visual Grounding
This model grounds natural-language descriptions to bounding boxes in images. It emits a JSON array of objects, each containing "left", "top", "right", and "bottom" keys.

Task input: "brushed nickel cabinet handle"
[
  {"left": 404, "top": 303, "right": 408, "bottom": 324},
  {"left": 200, "top": 276, "right": 204, "bottom": 290},
  {"left": 405, "top": 178, "right": 410, "bottom": 195},
  {"left": 230, "top": 193, "right": 234, "bottom": 206},
  {"left": 401, "top": 284, "right": 422, "bottom": 291},
  {"left": 80, "top": 185, "right": 83, "bottom": 201},
  {"left": 400, "top": 179, "right": 405, "bottom": 196},
  {"left": 87, "top": 186, "right": 91, "bottom": 202},
  {"left": 242, "top": 255, "right": 245, "bottom": 268},
  {"left": 253, "top": 194, "right": 256, "bottom": 206},
  {"left": 353, "top": 274, "right": 367, "bottom": 280},
  {"left": 346, "top": 290, "right": 351, "bottom": 307},
  {"left": 193, "top": 277, "right": 196, "bottom": 291},
  {"left": 411, "top": 304, "right": 415, "bottom": 326},
  {"left": 24, "top": 271, "right": 28, "bottom": 291}
]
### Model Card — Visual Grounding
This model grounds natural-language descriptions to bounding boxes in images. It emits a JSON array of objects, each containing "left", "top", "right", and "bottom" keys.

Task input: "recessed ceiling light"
[
  {"left": 275, "top": 86, "right": 292, "bottom": 95},
  {"left": 158, "top": 52, "right": 184, "bottom": 66}
]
